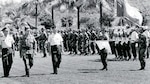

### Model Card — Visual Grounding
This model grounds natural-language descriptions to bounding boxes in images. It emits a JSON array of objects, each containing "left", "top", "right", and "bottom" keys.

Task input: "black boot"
[{"left": 26, "top": 69, "right": 30, "bottom": 77}]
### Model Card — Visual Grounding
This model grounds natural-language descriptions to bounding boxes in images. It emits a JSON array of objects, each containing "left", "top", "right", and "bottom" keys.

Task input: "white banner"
[{"left": 95, "top": 40, "right": 112, "bottom": 54}]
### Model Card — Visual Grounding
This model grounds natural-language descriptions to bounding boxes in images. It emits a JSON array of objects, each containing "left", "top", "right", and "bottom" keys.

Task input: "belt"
[{"left": 51, "top": 45, "right": 61, "bottom": 47}]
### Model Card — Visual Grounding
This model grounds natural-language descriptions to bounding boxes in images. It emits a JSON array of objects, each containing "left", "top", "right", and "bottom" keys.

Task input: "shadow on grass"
[
  {"left": 0, "top": 73, "right": 49, "bottom": 78},
  {"left": 0, "top": 75, "right": 26, "bottom": 78},
  {"left": 122, "top": 69, "right": 142, "bottom": 71},
  {"left": 78, "top": 69, "right": 100, "bottom": 73},
  {"left": 89, "top": 59, "right": 118, "bottom": 62}
]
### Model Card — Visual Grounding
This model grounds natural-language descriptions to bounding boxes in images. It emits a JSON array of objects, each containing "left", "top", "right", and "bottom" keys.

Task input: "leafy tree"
[
  {"left": 61, "top": 16, "right": 73, "bottom": 27},
  {"left": 100, "top": 13, "right": 114, "bottom": 27}
]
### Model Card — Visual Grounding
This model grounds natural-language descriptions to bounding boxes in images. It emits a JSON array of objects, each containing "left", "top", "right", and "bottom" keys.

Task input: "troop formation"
[{"left": 0, "top": 23, "right": 149, "bottom": 77}]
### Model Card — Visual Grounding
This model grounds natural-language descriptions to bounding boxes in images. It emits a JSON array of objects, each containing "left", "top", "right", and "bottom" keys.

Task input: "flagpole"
[
  {"left": 52, "top": 6, "right": 54, "bottom": 22},
  {"left": 35, "top": 0, "right": 38, "bottom": 29},
  {"left": 99, "top": 1, "right": 103, "bottom": 29},
  {"left": 77, "top": 6, "right": 80, "bottom": 29}
]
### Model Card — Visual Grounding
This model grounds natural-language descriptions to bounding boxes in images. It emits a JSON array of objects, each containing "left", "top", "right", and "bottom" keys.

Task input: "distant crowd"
[{"left": 11, "top": 25, "right": 150, "bottom": 61}]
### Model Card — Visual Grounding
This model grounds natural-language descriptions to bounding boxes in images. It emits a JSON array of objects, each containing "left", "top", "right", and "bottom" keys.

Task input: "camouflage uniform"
[
  {"left": 138, "top": 34, "right": 146, "bottom": 70},
  {"left": 20, "top": 31, "right": 36, "bottom": 77}
]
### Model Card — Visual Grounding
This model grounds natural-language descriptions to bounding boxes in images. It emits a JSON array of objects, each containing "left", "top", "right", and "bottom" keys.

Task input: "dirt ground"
[{"left": 0, "top": 52, "right": 150, "bottom": 84}]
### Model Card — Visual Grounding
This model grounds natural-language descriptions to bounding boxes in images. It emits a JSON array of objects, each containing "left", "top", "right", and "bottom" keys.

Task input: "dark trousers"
[
  {"left": 23, "top": 54, "right": 33, "bottom": 76},
  {"left": 96, "top": 45, "right": 107, "bottom": 69},
  {"left": 100, "top": 50, "right": 107, "bottom": 69},
  {"left": 51, "top": 45, "right": 61, "bottom": 74},
  {"left": 78, "top": 42, "right": 83, "bottom": 54},
  {"left": 122, "top": 42, "right": 131, "bottom": 60},
  {"left": 131, "top": 43, "right": 137, "bottom": 59},
  {"left": 40, "top": 41, "right": 46, "bottom": 57},
  {"left": 109, "top": 41, "right": 115, "bottom": 54},
  {"left": 2, "top": 48, "right": 13, "bottom": 77},
  {"left": 90, "top": 42, "right": 96, "bottom": 54},
  {"left": 139, "top": 48, "right": 146, "bottom": 69},
  {"left": 116, "top": 42, "right": 123, "bottom": 59},
  {"left": 63, "top": 41, "right": 67, "bottom": 51},
  {"left": 72, "top": 43, "right": 78, "bottom": 54}
]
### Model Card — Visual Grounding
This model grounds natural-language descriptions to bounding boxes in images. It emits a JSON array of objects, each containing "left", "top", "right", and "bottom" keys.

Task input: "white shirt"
[
  {"left": 48, "top": 33, "right": 63, "bottom": 46},
  {"left": 0, "top": 34, "right": 15, "bottom": 48},
  {"left": 130, "top": 31, "right": 139, "bottom": 43}
]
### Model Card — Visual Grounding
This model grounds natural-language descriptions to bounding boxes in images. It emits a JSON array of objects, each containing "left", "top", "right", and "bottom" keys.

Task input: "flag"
[
  {"left": 95, "top": 40, "right": 112, "bottom": 54},
  {"left": 123, "top": 0, "right": 143, "bottom": 25},
  {"left": 116, "top": 0, "right": 124, "bottom": 17}
]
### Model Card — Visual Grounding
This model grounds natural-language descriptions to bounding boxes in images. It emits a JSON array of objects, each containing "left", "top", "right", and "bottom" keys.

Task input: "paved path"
[{"left": 0, "top": 52, "right": 150, "bottom": 84}]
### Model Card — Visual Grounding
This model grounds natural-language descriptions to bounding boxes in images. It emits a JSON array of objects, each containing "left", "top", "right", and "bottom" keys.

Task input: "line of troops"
[{"left": 0, "top": 23, "right": 149, "bottom": 77}]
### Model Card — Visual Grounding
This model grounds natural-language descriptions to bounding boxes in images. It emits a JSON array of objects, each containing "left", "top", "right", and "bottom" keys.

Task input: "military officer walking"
[
  {"left": 0, "top": 27, "right": 15, "bottom": 77},
  {"left": 138, "top": 28, "right": 147, "bottom": 70},
  {"left": 96, "top": 30, "right": 108, "bottom": 70},
  {"left": 20, "top": 27, "right": 37, "bottom": 77},
  {"left": 48, "top": 25, "right": 63, "bottom": 74},
  {"left": 38, "top": 28, "right": 47, "bottom": 57}
]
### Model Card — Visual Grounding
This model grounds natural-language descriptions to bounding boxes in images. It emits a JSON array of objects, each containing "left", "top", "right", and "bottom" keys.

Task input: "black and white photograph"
[{"left": 0, "top": 0, "right": 150, "bottom": 84}]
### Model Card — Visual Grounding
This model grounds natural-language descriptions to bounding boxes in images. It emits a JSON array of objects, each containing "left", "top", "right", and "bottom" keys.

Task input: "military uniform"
[
  {"left": 142, "top": 29, "right": 150, "bottom": 58},
  {"left": 38, "top": 31, "right": 47, "bottom": 57},
  {"left": 90, "top": 30, "right": 97, "bottom": 54},
  {"left": 68, "top": 31, "right": 73, "bottom": 54},
  {"left": 78, "top": 32, "right": 84, "bottom": 55},
  {"left": 138, "top": 34, "right": 146, "bottom": 70},
  {"left": 72, "top": 31, "right": 78, "bottom": 54},
  {"left": 96, "top": 32, "right": 108, "bottom": 70},
  {"left": 20, "top": 30, "right": 36, "bottom": 77},
  {"left": 83, "top": 32, "right": 89, "bottom": 55}
]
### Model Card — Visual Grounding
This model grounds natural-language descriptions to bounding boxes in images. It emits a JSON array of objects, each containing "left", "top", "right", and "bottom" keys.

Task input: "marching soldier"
[
  {"left": 90, "top": 30, "right": 97, "bottom": 54},
  {"left": 83, "top": 30, "right": 89, "bottom": 55},
  {"left": 78, "top": 30, "right": 84, "bottom": 55},
  {"left": 72, "top": 30, "right": 78, "bottom": 54},
  {"left": 130, "top": 28, "right": 139, "bottom": 60},
  {"left": 68, "top": 30, "right": 73, "bottom": 54},
  {"left": 142, "top": 26, "right": 150, "bottom": 58},
  {"left": 48, "top": 25, "right": 63, "bottom": 74},
  {"left": 38, "top": 28, "right": 47, "bottom": 57},
  {"left": 138, "top": 28, "right": 147, "bottom": 70},
  {"left": 20, "top": 27, "right": 37, "bottom": 77},
  {"left": 96, "top": 30, "right": 108, "bottom": 70},
  {"left": 0, "top": 27, "right": 15, "bottom": 77}
]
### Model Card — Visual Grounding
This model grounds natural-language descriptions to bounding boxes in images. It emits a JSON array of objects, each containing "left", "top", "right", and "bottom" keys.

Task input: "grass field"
[{"left": 0, "top": 52, "right": 150, "bottom": 84}]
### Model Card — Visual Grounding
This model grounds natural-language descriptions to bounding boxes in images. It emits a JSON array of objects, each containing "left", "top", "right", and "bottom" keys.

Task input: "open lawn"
[{"left": 0, "top": 52, "right": 150, "bottom": 84}]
